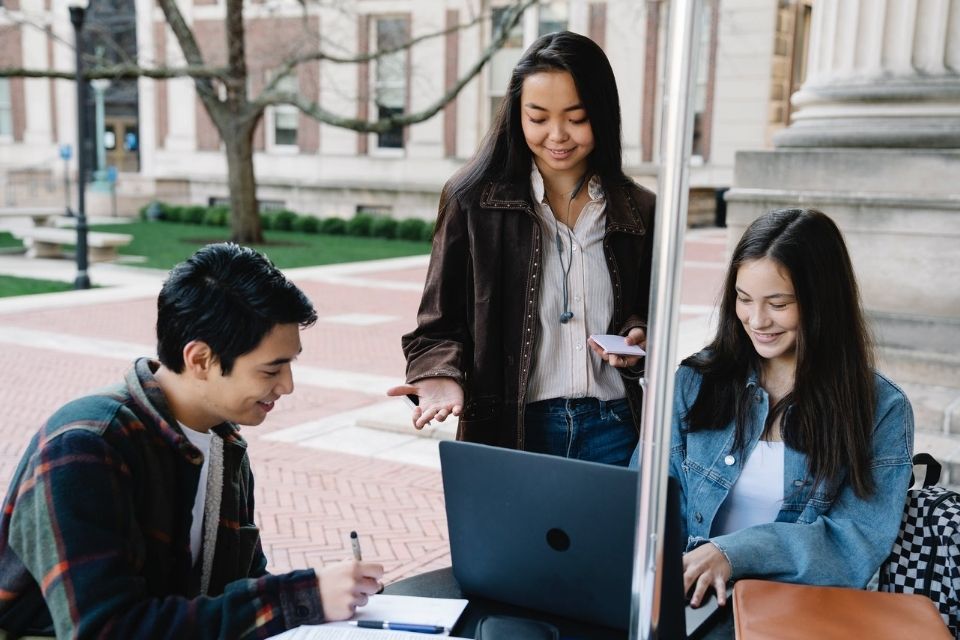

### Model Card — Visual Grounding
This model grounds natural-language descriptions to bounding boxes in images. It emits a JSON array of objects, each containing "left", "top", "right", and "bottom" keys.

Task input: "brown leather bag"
[{"left": 733, "top": 579, "right": 952, "bottom": 639}]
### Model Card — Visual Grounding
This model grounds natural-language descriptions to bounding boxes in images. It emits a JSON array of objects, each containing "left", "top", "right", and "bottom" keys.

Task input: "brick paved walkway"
[{"left": 0, "top": 228, "right": 727, "bottom": 585}]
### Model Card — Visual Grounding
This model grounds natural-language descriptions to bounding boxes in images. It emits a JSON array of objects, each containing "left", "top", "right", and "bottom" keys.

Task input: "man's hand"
[
  {"left": 682, "top": 542, "right": 732, "bottom": 608},
  {"left": 317, "top": 560, "right": 385, "bottom": 621},
  {"left": 386, "top": 378, "right": 464, "bottom": 430},
  {"left": 588, "top": 327, "right": 647, "bottom": 368}
]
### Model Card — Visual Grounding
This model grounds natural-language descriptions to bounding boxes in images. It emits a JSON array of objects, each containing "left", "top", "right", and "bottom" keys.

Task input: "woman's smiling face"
[
  {"left": 735, "top": 257, "right": 800, "bottom": 369},
  {"left": 519, "top": 70, "right": 595, "bottom": 182}
]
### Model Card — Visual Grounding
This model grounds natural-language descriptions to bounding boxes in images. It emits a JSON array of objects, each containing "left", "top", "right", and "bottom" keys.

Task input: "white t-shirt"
[
  {"left": 712, "top": 440, "right": 786, "bottom": 536},
  {"left": 179, "top": 424, "right": 213, "bottom": 566}
]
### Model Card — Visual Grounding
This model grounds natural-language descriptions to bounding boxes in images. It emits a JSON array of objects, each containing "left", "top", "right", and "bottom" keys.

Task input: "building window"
[
  {"left": 272, "top": 74, "right": 299, "bottom": 148},
  {"left": 492, "top": 6, "right": 524, "bottom": 48},
  {"left": 374, "top": 16, "right": 407, "bottom": 150},
  {"left": 488, "top": 6, "right": 525, "bottom": 128},
  {"left": 0, "top": 79, "right": 12, "bottom": 139},
  {"left": 538, "top": 2, "right": 568, "bottom": 37},
  {"left": 691, "top": 0, "right": 717, "bottom": 161}
]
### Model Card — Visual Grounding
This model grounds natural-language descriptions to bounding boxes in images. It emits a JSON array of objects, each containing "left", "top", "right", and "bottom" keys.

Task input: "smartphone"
[
  {"left": 404, "top": 394, "right": 420, "bottom": 408},
  {"left": 589, "top": 334, "right": 646, "bottom": 357}
]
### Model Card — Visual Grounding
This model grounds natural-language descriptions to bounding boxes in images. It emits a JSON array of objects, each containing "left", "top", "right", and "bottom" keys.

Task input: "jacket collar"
[
  {"left": 127, "top": 358, "right": 247, "bottom": 455},
  {"left": 479, "top": 175, "right": 647, "bottom": 233}
]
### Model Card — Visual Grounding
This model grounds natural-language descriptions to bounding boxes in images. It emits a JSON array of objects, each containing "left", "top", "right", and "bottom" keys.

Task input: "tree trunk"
[{"left": 224, "top": 127, "right": 262, "bottom": 244}]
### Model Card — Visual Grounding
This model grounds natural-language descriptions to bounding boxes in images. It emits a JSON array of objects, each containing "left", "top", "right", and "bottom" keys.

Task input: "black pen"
[
  {"left": 350, "top": 620, "right": 446, "bottom": 634},
  {"left": 350, "top": 530, "right": 363, "bottom": 561}
]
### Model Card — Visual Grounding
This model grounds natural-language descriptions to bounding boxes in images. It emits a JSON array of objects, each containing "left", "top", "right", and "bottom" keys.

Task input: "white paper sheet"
[{"left": 268, "top": 595, "right": 470, "bottom": 640}]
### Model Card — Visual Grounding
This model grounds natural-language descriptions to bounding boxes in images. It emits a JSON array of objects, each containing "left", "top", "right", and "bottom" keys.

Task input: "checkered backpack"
[{"left": 879, "top": 453, "right": 960, "bottom": 638}]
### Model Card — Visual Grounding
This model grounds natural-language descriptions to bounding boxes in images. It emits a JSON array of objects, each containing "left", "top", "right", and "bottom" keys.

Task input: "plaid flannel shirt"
[{"left": 0, "top": 358, "right": 324, "bottom": 638}]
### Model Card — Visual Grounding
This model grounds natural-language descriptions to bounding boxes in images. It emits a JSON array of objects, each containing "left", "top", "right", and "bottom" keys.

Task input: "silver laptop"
[{"left": 439, "top": 441, "right": 724, "bottom": 635}]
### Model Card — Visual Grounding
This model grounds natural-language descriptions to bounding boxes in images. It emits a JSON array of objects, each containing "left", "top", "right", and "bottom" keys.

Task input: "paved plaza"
[{"left": 1, "top": 227, "right": 954, "bottom": 587}]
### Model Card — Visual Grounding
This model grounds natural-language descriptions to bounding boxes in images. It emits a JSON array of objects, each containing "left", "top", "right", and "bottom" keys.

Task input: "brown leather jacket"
[{"left": 402, "top": 177, "right": 656, "bottom": 449}]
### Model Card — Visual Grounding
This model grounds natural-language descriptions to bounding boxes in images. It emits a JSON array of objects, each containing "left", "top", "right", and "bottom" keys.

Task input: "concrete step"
[
  {"left": 914, "top": 431, "right": 960, "bottom": 489},
  {"left": 898, "top": 380, "right": 960, "bottom": 435},
  {"left": 879, "top": 346, "right": 960, "bottom": 389}
]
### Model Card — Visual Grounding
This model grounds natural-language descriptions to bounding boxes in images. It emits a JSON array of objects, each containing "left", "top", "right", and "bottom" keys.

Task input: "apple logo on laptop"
[{"left": 546, "top": 527, "right": 571, "bottom": 552}]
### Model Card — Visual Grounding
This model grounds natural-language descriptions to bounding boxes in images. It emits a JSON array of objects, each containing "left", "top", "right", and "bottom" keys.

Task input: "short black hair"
[{"left": 157, "top": 243, "right": 317, "bottom": 375}]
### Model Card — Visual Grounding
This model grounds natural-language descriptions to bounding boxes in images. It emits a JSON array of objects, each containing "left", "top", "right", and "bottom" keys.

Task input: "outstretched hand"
[
  {"left": 682, "top": 542, "right": 732, "bottom": 608},
  {"left": 386, "top": 377, "right": 464, "bottom": 430},
  {"left": 317, "top": 559, "right": 384, "bottom": 621},
  {"left": 588, "top": 327, "right": 647, "bottom": 368}
]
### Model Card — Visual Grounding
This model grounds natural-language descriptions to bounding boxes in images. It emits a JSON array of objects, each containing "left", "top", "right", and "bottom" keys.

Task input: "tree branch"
[
  {"left": 255, "top": 0, "right": 536, "bottom": 131},
  {"left": 155, "top": 0, "right": 219, "bottom": 109},
  {"left": 0, "top": 65, "right": 228, "bottom": 81},
  {"left": 262, "top": 4, "right": 487, "bottom": 97}
]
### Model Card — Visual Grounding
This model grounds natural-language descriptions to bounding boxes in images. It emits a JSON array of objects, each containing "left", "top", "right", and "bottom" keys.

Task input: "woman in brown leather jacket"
[{"left": 388, "top": 31, "right": 655, "bottom": 465}]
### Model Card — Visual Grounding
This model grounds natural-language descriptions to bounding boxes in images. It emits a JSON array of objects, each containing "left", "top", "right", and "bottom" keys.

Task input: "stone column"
[
  {"left": 774, "top": 0, "right": 960, "bottom": 148},
  {"left": 725, "top": 0, "right": 960, "bottom": 435}
]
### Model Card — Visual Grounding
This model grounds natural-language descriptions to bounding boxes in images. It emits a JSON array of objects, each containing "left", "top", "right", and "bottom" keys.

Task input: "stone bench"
[
  {"left": 0, "top": 207, "right": 63, "bottom": 227},
  {"left": 11, "top": 227, "right": 133, "bottom": 262}
]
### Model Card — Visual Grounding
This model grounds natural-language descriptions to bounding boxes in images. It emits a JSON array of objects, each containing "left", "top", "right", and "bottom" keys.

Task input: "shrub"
[
  {"left": 259, "top": 212, "right": 273, "bottom": 230},
  {"left": 420, "top": 221, "right": 436, "bottom": 242},
  {"left": 397, "top": 218, "right": 427, "bottom": 241},
  {"left": 204, "top": 205, "right": 230, "bottom": 227},
  {"left": 182, "top": 205, "right": 206, "bottom": 225},
  {"left": 293, "top": 214, "right": 320, "bottom": 234},
  {"left": 370, "top": 216, "right": 398, "bottom": 239},
  {"left": 164, "top": 206, "right": 184, "bottom": 223},
  {"left": 320, "top": 216, "right": 347, "bottom": 235},
  {"left": 271, "top": 210, "right": 298, "bottom": 232},
  {"left": 140, "top": 201, "right": 167, "bottom": 221},
  {"left": 347, "top": 213, "right": 375, "bottom": 237}
]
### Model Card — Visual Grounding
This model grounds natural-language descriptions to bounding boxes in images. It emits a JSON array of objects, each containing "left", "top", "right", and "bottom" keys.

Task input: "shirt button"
[
  {"left": 724, "top": 455, "right": 735, "bottom": 466},
  {"left": 695, "top": 512, "right": 703, "bottom": 523},
  {"left": 794, "top": 479, "right": 805, "bottom": 487},
  {"left": 576, "top": 344, "right": 583, "bottom": 351},
  {"left": 575, "top": 296, "right": 581, "bottom": 302},
  {"left": 755, "top": 394, "right": 762, "bottom": 403}
]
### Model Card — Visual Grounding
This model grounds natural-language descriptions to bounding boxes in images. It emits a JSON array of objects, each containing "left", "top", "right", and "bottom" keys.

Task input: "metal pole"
[
  {"left": 63, "top": 155, "right": 71, "bottom": 217},
  {"left": 69, "top": 5, "right": 91, "bottom": 290},
  {"left": 92, "top": 80, "right": 109, "bottom": 183},
  {"left": 629, "top": 1, "right": 702, "bottom": 638}
]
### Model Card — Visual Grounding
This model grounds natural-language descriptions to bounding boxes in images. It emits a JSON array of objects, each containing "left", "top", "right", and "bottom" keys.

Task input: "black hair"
[
  {"left": 447, "top": 30, "right": 627, "bottom": 202},
  {"left": 157, "top": 242, "right": 317, "bottom": 375},
  {"left": 684, "top": 209, "right": 876, "bottom": 498}
]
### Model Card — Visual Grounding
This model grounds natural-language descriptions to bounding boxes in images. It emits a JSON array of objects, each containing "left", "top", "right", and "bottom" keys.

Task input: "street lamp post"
[{"left": 69, "top": 0, "right": 91, "bottom": 290}]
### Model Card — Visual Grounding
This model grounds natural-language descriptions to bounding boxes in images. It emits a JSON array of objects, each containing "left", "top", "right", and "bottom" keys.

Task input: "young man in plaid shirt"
[{"left": 0, "top": 243, "right": 383, "bottom": 638}]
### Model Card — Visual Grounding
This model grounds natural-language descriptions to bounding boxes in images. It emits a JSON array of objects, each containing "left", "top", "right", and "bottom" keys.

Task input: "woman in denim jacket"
[{"left": 640, "top": 208, "right": 914, "bottom": 609}]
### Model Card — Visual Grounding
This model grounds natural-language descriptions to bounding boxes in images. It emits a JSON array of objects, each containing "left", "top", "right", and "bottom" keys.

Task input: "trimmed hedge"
[
  {"left": 397, "top": 218, "right": 427, "bottom": 241},
  {"left": 143, "top": 201, "right": 432, "bottom": 242},
  {"left": 346, "top": 213, "right": 375, "bottom": 237},
  {"left": 320, "top": 217, "right": 347, "bottom": 235},
  {"left": 370, "top": 216, "right": 398, "bottom": 239}
]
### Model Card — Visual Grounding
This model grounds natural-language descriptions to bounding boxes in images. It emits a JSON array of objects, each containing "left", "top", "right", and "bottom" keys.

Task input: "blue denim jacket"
[{"left": 644, "top": 364, "right": 913, "bottom": 588}]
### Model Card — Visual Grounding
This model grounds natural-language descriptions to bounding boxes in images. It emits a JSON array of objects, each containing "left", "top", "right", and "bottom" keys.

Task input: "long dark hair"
[
  {"left": 447, "top": 31, "right": 627, "bottom": 202},
  {"left": 684, "top": 209, "right": 876, "bottom": 498}
]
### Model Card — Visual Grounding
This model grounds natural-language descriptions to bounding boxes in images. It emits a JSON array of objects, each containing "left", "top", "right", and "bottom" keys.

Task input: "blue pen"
[{"left": 351, "top": 620, "right": 446, "bottom": 634}]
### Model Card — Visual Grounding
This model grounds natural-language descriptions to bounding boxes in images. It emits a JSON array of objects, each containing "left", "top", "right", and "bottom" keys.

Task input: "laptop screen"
[{"left": 440, "top": 441, "right": 638, "bottom": 629}]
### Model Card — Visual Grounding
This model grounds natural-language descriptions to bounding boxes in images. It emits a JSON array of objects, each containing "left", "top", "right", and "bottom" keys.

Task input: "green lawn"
[
  {"left": 91, "top": 221, "right": 432, "bottom": 271},
  {"left": 0, "top": 231, "right": 22, "bottom": 249},
  {"left": 0, "top": 274, "right": 75, "bottom": 298}
]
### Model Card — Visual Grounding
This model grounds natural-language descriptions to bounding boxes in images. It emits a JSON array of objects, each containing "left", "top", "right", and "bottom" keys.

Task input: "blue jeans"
[{"left": 523, "top": 397, "right": 638, "bottom": 466}]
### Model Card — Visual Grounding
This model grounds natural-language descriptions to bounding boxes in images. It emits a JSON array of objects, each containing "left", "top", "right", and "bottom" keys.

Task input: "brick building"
[{"left": 0, "top": 0, "right": 812, "bottom": 220}]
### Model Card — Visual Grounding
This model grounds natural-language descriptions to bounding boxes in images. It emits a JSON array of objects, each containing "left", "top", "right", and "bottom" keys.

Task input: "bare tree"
[{"left": 1, "top": 0, "right": 535, "bottom": 242}]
